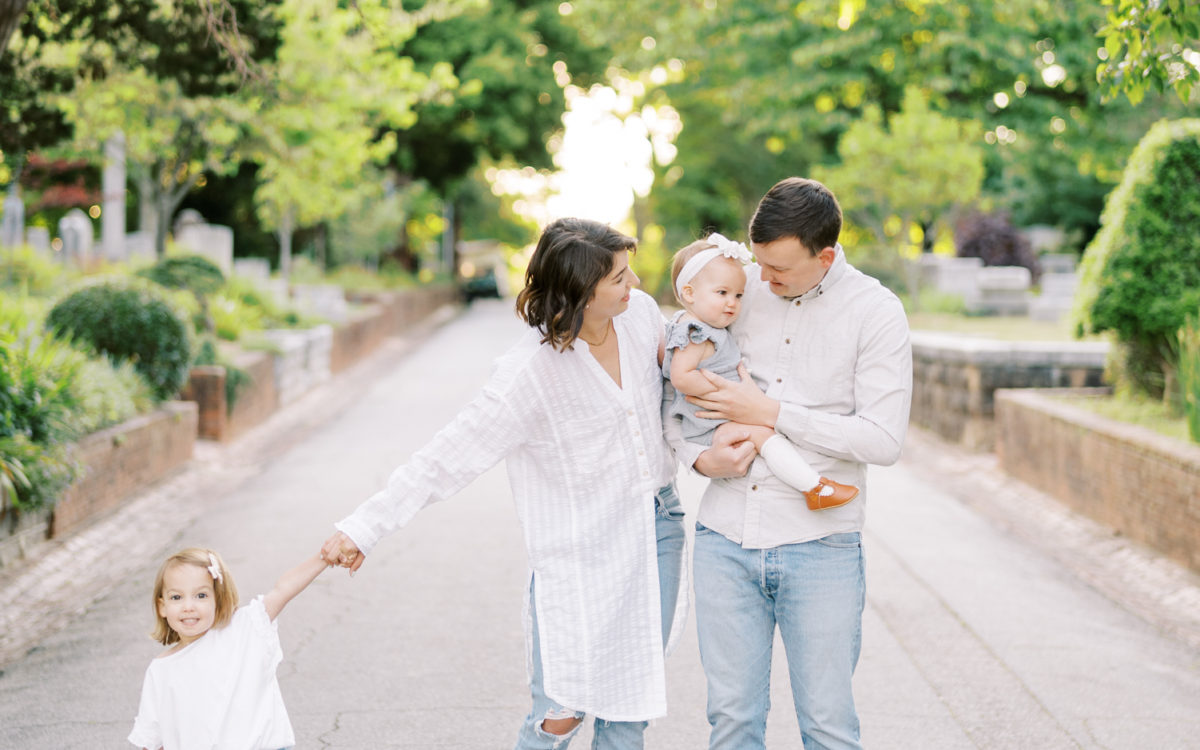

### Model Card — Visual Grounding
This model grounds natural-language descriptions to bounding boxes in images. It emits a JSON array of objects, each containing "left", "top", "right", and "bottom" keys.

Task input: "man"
[{"left": 669, "top": 177, "right": 912, "bottom": 749}]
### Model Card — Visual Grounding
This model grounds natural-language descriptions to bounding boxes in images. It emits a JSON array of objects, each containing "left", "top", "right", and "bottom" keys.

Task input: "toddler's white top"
[
  {"left": 336, "top": 289, "right": 683, "bottom": 722},
  {"left": 128, "top": 596, "right": 293, "bottom": 750}
]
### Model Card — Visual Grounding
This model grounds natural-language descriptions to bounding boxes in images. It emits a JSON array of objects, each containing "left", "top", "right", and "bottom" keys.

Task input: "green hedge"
[
  {"left": 45, "top": 280, "right": 193, "bottom": 401},
  {"left": 1074, "top": 119, "right": 1200, "bottom": 399}
]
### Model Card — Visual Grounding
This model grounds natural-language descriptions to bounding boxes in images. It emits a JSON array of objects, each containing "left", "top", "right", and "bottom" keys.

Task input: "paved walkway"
[{"left": 1, "top": 299, "right": 1197, "bottom": 749}]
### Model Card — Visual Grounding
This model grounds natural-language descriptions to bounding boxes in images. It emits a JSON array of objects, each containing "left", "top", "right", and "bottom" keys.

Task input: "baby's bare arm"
[{"left": 669, "top": 340, "right": 718, "bottom": 396}]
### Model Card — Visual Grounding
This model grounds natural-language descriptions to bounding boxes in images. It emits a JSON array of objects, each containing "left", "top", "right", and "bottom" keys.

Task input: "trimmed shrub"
[
  {"left": 137, "top": 254, "right": 226, "bottom": 334},
  {"left": 1075, "top": 119, "right": 1200, "bottom": 400},
  {"left": 954, "top": 211, "right": 1041, "bottom": 280},
  {"left": 45, "top": 280, "right": 193, "bottom": 401}
]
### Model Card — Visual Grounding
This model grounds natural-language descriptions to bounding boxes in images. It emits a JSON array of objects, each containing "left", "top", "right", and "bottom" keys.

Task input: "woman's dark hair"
[
  {"left": 748, "top": 177, "right": 842, "bottom": 255},
  {"left": 516, "top": 217, "right": 636, "bottom": 351}
]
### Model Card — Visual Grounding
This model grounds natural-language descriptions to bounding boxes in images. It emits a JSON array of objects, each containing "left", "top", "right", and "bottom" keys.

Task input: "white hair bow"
[
  {"left": 675, "top": 233, "right": 752, "bottom": 294},
  {"left": 207, "top": 553, "right": 223, "bottom": 584}
]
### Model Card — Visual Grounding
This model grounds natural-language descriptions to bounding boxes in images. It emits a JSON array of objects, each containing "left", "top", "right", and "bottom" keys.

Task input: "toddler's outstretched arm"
[{"left": 264, "top": 553, "right": 330, "bottom": 621}]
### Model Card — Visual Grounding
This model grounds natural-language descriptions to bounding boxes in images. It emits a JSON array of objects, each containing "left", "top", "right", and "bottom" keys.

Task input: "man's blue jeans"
[
  {"left": 513, "top": 484, "right": 686, "bottom": 749},
  {"left": 693, "top": 523, "right": 865, "bottom": 750}
]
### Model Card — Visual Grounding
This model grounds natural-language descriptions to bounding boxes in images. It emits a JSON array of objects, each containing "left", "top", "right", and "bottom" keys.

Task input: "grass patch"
[
  {"left": 907, "top": 312, "right": 1103, "bottom": 342},
  {"left": 1054, "top": 392, "right": 1192, "bottom": 443}
]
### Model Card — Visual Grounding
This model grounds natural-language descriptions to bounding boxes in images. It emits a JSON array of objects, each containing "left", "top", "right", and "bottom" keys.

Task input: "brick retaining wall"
[
  {"left": 50, "top": 402, "right": 197, "bottom": 538},
  {"left": 911, "top": 332, "right": 1108, "bottom": 450},
  {"left": 995, "top": 388, "right": 1200, "bottom": 575}
]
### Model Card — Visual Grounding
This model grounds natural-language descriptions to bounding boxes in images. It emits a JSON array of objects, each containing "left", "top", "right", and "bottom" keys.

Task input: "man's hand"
[
  {"left": 687, "top": 362, "right": 780, "bottom": 428},
  {"left": 693, "top": 423, "right": 757, "bottom": 478},
  {"left": 320, "top": 531, "right": 366, "bottom": 575}
]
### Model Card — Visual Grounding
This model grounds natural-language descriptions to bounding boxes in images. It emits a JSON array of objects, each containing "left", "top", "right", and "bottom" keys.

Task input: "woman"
[{"left": 321, "top": 217, "right": 686, "bottom": 749}]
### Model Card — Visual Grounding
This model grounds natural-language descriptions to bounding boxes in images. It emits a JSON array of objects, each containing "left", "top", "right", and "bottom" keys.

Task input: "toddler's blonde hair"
[{"left": 150, "top": 547, "right": 239, "bottom": 645}]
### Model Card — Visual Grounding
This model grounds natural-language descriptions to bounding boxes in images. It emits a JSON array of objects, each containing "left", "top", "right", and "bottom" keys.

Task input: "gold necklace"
[{"left": 580, "top": 320, "right": 612, "bottom": 347}]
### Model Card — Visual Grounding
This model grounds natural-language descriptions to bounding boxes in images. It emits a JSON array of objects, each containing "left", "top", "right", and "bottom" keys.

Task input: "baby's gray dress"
[{"left": 662, "top": 311, "right": 743, "bottom": 446}]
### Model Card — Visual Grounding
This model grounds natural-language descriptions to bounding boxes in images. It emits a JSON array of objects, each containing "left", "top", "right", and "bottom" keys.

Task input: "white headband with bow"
[{"left": 675, "top": 233, "right": 752, "bottom": 295}]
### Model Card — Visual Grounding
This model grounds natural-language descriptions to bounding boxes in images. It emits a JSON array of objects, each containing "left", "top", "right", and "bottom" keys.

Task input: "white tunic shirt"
[
  {"left": 669, "top": 249, "right": 912, "bottom": 549},
  {"left": 336, "top": 289, "right": 681, "bottom": 721},
  {"left": 128, "top": 596, "right": 293, "bottom": 750}
]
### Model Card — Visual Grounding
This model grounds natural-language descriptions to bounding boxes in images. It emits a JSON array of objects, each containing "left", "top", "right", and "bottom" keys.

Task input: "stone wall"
[
  {"left": 910, "top": 332, "right": 1108, "bottom": 450},
  {"left": 185, "top": 283, "right": 460, "bottom": 442},
  {"left": 995, "top": 388, "right": 1200, "bottom": 575},
  {"left": 50, "top": 402, "right": 197, "bottom": 537}
]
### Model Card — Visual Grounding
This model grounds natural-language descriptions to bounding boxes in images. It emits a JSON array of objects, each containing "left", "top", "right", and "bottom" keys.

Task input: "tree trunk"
[
  {"left": 0, "top": 0, "right": 30, "bottom": 56},
  {"left": 278, "top": 207, "right": 295, "bottom": 279}
]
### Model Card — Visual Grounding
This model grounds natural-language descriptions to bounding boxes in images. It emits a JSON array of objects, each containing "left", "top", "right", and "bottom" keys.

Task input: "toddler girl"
[
  {"left": 663, "top": 233, "right": 858, "bottom": 510},
  {"left": 128, "top": 547, "right": 328, "bottom": 750}
]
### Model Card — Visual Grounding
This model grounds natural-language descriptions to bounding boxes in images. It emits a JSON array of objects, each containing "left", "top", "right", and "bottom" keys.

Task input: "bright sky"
[{"left": 488, "top": 83, "right": 680, "bottom": 230}]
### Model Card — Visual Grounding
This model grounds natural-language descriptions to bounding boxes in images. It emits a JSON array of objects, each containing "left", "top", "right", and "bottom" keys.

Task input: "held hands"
[
  {"left": 320, "top": 531, "right": 365, "bottom": 575},
  {"left": 688, "top": 362, "right": 779, "bottom": 428}
]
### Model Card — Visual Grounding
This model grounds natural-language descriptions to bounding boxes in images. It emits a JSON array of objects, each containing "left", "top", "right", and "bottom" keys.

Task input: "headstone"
[
  {"left": 931, "top": 256, "right": 984, "bottom": 299},
  {"left": 102, "top": 131, "right": 127, "bottom": 262},
  {"left": 175, "top": 221, "right": 234, "bottom": 274},
  {"left": 124, "top": 231, "right": 156, "bottom": 262},
  {"left": 291, "top": 283, "right": 347, "bottom": 323},
  {"left": 1028, "top": 272, "right": 1079, "bottom": 322},
  {"left": 1, "top": 185, "right": 24, "bottom": 249},
  {"left": 1022, "top": 224, "right": 1067, "bottom": 254},
  {"left": 1038, "top": 252, "right": 1077, "bottom": 275},
  {"left": 965, "top": 266, "right": 1032, "bottom": 316},
  {"left": 232, "top": 257, "right": 271, "bottom": 283},
  {"left": 58, "top": 208, "right": 95, "bottom": 265},
  {"left": 26, "top": 226, "right": 50, "bottom": 254}
]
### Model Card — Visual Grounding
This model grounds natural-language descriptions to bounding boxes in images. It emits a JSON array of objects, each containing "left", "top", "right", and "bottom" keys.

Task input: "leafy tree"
[
  {"left": 249, "top": 0, "right": 460, "bottom": 277},
  {"left": 57, "top": 67, "right": 255, "bottom": 257},
  {"left": 1, "top": 0, "right": 279, "bottom": 183},
  {"left": 1096, "top": 0, "right": 1200, "bottom": 104},
  {"left": 575, "top": 0, "right": 1189, "bottom": 253},
  {"left": 814, "top": 87, "right": 984, "bottom": 305},
  {"left": 1074, "top": 118, "right": 1200, "bottom": 403}
]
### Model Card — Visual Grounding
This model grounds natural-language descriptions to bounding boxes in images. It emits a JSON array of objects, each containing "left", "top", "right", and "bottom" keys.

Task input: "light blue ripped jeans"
[{"left": 512, "top": 484, "right": 686, "bottom": 750}]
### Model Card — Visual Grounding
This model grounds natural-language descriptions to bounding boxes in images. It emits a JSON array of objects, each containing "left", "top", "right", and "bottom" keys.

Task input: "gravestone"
[
  {"left": 124, "top": 231, "right": 156, "bottom": 262},
  {"left": 58, "top": 209, "right": 95, "bottom": 265},
  {"left": 291, "top": 284, "right": 347, "bottom": 323},
  {"left": 232, "top": 257, "right": 271, "bottom": 283},
  {"left": 1028, "top": 272, "right": 1079, "bottom": 322},
  {"left": 965, "top": 266, "right": 1032, "bottom": 316},
  {"left": 929, "top": 256, "right": 984, "bottom": 300},
  {"left": 1038, "top": 253, "right": 1077, "bottom": 275},
  {"left": 174, "top": 210, "right": 233, "bottom": 274},
  {"left": 26, "top": 227, "right": 50, "bottom": 254},
  {"left": 1, "top": 186, "right": 24, "bottom": 249}
]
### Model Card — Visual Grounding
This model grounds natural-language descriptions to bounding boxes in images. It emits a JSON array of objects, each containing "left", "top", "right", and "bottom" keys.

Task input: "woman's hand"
[
  {"left": 320, "top": 531, "right": 366, "bottom": 575},
  {"left": 688, "top": 362, "right": 780, "bottom": 428},
  {"left": 693, "top": 424, "right": 757, "bottom": 478}
]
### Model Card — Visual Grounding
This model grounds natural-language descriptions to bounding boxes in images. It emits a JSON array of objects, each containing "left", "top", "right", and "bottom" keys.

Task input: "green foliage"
[
  {"left": 45, "top": 279, "right": 193, "bottom": 400},
  {"left": 815, "top": 87, "right": 984, "bottom": 254},
  {"left": 1180, "top": 313, "right": 1200, "bottom": 443},
  {"left": 1096, "top": 0, "right": 1200, "bottom": 105},
  {"left": 0, "top": 245, "right": 75, "bottom": 295},
  {"left": 136, "top": 254, "right": 226, "bottom": 298},
  {"left": 71, "top": 357, "right": 154, "bottom": 435},
  {"left": 0, "top": 434, "right": 75, "bottom": 512},
  {"left": 193, "top": 337, "right": 252, "bottom": 413},
  {"left": 0, "top": 330, "right": 80, "bottom": 445},
  {"left": 1076, "top": 119, "right": 1200, "bottom": 399}
]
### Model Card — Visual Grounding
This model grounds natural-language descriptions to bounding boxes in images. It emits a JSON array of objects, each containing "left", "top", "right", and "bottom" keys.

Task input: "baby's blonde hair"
[
  {"left": 150, "top": 547, "right": 239, "bottom": 645},
  {"left": 670, "top": 236, "right": 723, "bottom": 305}
]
